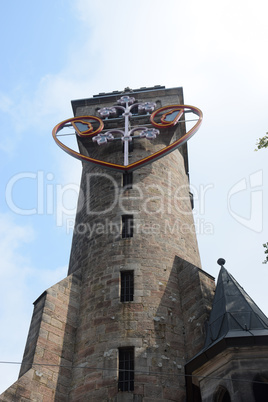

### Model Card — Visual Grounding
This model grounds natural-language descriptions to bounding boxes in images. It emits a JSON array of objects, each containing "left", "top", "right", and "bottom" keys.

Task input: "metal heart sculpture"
[{"left": 52, "top": 99, "right": 202, "bottom": 172}]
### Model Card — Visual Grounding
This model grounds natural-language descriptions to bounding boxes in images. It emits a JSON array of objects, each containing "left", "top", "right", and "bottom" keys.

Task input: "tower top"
[
  {"left": 71, "top": 85, "right": 178, "bottom": 115},
  {"left": 53, "top": 86, "right": 202, "bottom": 173},
  {"left": 92, "top": 84, "right": 166, "bottom": 99}
]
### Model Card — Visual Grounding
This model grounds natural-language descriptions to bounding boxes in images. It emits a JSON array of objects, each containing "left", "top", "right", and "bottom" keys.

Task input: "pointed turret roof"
[
  {"left": 185, "top": 265, "right": 268, "bottom": 375},
  {"left": 204, "top": 266, "right": 268, "bottom": 349}
]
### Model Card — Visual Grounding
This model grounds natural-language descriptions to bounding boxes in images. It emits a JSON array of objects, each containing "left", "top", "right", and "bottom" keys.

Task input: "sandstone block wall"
[
  {"left": 0, "top": 271, "right": 81, "bottom": 402},
  {"left": 1, "top": 87, "right": 216, "bottom": 401}
]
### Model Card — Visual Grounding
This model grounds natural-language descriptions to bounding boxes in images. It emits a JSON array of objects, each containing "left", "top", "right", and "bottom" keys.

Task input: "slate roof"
[
  {"left": 185, "top": 266, "right": 268, "bottom": 375},
  {"left": 204, "top": 266, "right": 268, "bottom": 350}
]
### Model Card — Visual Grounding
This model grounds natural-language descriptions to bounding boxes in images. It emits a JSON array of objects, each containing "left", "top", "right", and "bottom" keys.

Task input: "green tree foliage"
[
  {"left": 263, "top": 243, "right": 268, "bottom": 264},
  {"left": 256, "top": 134, "right": 268, "bottom": 263},
  {"left": 255, "top": 133, "right": 268, "bottom": 150}
]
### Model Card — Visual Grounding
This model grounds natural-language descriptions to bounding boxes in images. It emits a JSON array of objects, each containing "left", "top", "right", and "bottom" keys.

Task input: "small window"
[
  {"left": 130, "top": 103, "right": 138, "bottom": 115},
  {"left": 122, "top": 215, "right": 133, "bottom": 238},
  {"left": 122, "top": 141, "right": 134, "bottom": 153},
  {"left": 189, "top": 191, "right": 194, "bottom": 209},
  {"left": 123, "top": 172, "right": 133, "bottom": 189},
  {"left": 118, "top": 347, "right": 134, "bottom": 392},
  {"left": 121, "top": 271, "right": 134, "bottom": 302}
]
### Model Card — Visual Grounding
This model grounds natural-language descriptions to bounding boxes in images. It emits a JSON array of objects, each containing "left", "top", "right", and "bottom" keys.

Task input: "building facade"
[{"left": 185, "top": 264, "right": 268, "bottom": 402}]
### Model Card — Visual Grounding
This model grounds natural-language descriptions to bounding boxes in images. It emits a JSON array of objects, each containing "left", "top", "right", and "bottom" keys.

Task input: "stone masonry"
[
  {"left": 0, "top": 271, "right": 81, "bottom": 401},
  {"left": 0, "top": 87, "right": 215, "bottom": 401}
]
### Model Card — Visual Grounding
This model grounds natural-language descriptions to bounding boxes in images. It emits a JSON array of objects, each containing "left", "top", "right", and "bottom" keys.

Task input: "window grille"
[
  {"left": 121, "top": 271, "right": 134, "bottom": 302},
  {"left": 122, "top": 215, "right": 133, "bottom": 238},
  {"left": 118, "top": 347, "right": 134, "bottom": 392},
  {"left": 123, "top": 172, "right": 133, "bottom": 189},
  {"left": 122, "top": 140, "right": 134, "bottom": 153}
]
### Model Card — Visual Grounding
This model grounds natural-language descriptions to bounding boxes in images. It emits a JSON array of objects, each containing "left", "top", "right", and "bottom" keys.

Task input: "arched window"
[
  {"left": 253, "top": 374, "right": 268, "bottom": 402},
  {"left": 213, "top": 385, "right": 231, "bottom": 402}
]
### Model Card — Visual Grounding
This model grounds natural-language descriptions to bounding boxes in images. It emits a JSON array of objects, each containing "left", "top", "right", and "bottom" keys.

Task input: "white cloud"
[{"left": 2, "top": 0, "right": 268, "bottom": 148}]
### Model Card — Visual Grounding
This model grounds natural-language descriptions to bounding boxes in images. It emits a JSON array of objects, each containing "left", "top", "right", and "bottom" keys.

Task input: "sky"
[{"left": 0, "top": 0, "right": 268, "bottom": 393}]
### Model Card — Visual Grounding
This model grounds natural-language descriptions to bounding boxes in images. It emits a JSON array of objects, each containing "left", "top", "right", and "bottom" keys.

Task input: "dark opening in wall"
[
  {"left": 253, "top": 374, "right": 268, "bottom": 402},
  {"left": 122, "top": 215, "right": 134, "bottom": 238},
  {"left": 213, "top": 386, "right": 231, "bottom": 402},
  {"left": 123, "top": 172, "right": 133, "bottom": 189},
  {"left": 122, "top": 140, "right": 134, "bottom": 153},
  {"left": 189, "top": 191, "right": 194, "bottom": 209},
  {"left": 118, "top": 347, "right": 134, "bottom": 392},
  {"left": 120, "top": 271, "right": 134, "bottom": 302}
]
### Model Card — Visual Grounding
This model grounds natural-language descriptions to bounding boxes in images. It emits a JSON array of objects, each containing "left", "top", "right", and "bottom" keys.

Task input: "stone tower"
[{"left": 0, "top": 86, "right": 215, "bottom": 401}]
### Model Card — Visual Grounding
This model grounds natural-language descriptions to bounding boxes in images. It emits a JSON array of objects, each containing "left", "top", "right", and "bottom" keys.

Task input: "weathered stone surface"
[
  {"left": 1, "top": 87, "right": 215, "bottom": 402},
  {"left": 0, "top": 271, "right": 81, "bottom": 401},
  {"left": 191, "top": 346, "right": 268, "bottom": 402}
]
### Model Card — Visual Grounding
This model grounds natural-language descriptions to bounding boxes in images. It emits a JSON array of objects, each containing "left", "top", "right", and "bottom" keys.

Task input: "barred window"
[
  {"left": 118, "top": 347, "right": 134, "bottom": 392},
  {"left": 122, "top": 215, "right": 133, "bottom": 238},
  {"left": 122, "top": 140, "right": 134, "bottom": 153},
  {"left": 123, "top": 172, "right": 133, "bottom": 189},
  {"left": 121, "top": 271, "right": 134, "bottom": 302}
]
